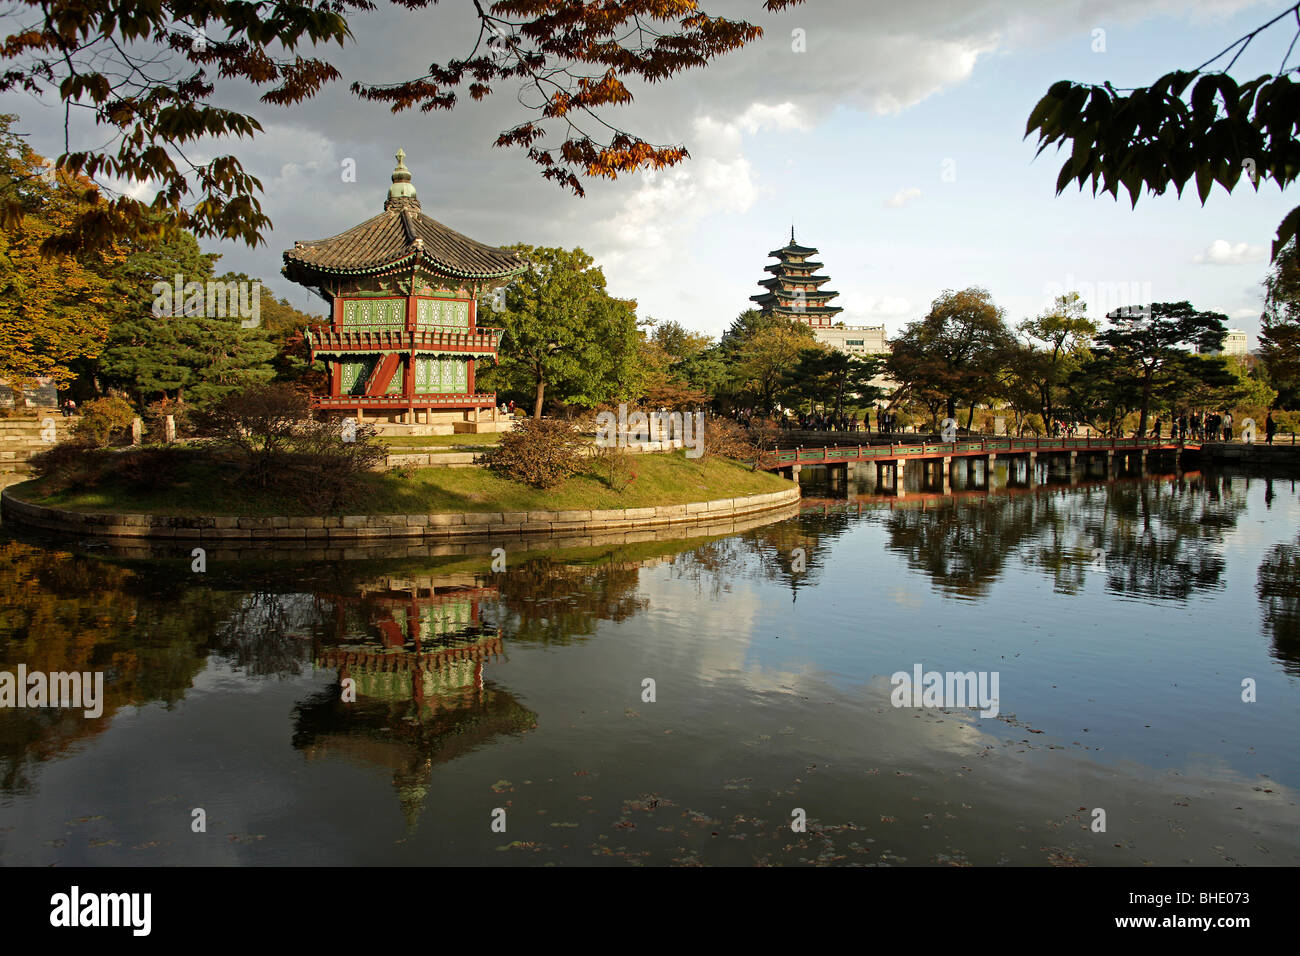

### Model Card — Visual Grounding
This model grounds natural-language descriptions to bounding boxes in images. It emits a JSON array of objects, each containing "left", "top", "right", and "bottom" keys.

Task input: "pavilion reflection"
[{"left": 292, "top": 574, "right": 535, "bottom": 831}]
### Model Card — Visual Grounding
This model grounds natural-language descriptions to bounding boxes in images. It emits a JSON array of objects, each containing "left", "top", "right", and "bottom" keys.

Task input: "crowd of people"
[
  {"left": 1145, "top": 410, "right": 1276, "bottom": 443},
  {"left": 778, "top": 409, "right": 908, "bottom": 433},
  {"left": 692, "top": 406, "right": 1284, "bottom": 444}
]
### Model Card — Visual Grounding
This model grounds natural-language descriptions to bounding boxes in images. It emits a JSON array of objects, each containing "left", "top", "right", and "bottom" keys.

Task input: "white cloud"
[
  {"left": 592, "top": 102, "right": 811, "bottom": 289},
  {"left": 885, "top": 187, "right": 923, "bottom": 208},
  {"left": 842, "top": 295, "right": 914, "bottom": 319},
  {"left": 1193, "top": 240, "right": 1268, "bottom": 265}
]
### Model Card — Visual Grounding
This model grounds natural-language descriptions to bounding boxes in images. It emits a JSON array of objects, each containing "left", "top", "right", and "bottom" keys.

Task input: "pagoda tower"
[
  {"left": 282, "top": 149, "right": 525, "bottom": 431},
  {"left": 750, "top": 228, "right": 843, "bottom": 328}
]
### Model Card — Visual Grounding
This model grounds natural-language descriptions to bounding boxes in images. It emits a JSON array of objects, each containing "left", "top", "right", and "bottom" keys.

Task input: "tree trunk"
[
  {"left": 533, "top": 376, "right": 545, "bottom": 419},
  {"left": 965, "top": 400, "right": 976, "bottom": 431},
  {"left": 1137, "top": 368, "right": 1153, "bottom": 437}
]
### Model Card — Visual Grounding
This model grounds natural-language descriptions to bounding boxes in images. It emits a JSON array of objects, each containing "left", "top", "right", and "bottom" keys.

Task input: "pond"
[{"left": 1, "top": 467, "right": 1297, "bottom": 866}]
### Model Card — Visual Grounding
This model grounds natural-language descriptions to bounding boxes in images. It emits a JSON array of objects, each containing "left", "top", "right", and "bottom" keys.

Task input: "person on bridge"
[
  {"left": 1266, "top": 412, "right": 1276, "bottom": 445},
  {"left": 1153, "top": 419, "right": 1161, "bottom": 441},
  {"left": 1223, "top": 412, "right": 1233, "bottom": 441}
]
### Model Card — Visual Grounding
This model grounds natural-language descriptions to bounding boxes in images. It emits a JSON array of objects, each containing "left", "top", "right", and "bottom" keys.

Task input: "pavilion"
[{"left": 282, "top": 149, "right": 525, "bottom": 433}]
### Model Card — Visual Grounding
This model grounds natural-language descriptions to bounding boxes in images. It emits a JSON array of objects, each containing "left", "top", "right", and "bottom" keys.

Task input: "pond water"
[{"left": 1, "top": 467, "right": 1298, "bottom": 866}]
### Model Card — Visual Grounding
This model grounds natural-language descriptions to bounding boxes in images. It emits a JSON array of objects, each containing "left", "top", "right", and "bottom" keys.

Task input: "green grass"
[{"left": 14, "top": 452, "right": 792, "bottom": 517}]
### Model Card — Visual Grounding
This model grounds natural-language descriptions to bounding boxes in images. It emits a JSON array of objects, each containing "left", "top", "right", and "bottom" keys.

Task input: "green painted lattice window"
[
  {"left": 342, "top": 298, "right": 405, "bottom": 328},
  {"left": 419, "top": 600, "right": 472, "bottom": 641},
  {"left": 415, "top": 356, "right": 469, "bottom": 393},
  {"left": 416, "top": 298, "right": 470, "bottom": 330},
  {"left": 340, "top": 358, "right": 376, "bottom": 394},
  {"left": 338, "top": 357, "right": 405, "bottom": 394}
]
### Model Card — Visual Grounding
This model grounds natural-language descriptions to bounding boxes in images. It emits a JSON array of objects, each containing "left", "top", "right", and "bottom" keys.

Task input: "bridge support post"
[
  {"left": 1139, "top": 449, "right": 1148, "bottom": 477},
  {"left": 894, "top": 459, "right": 906, "bottom": 496},
  {"left": 1027, "top": 452, "right": 1038, "bottom": 486},
  {"left": 941, "top": 456, "right": 952, "bottom": 493}
]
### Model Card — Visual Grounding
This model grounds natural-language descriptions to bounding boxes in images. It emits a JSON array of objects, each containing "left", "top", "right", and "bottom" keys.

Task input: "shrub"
[
  {"left": 193, "top": 384, "right": 312, "bottom": 487},
  {"left": 277, "top": 418, "right": 388, "bottom": 511},
  {"left": 73, "top": 397, "right": 136, "bottom": 447},
  {"left": 699, "top": 416, "right": 774, "bottom": 469},
  {"left": 143, "top": 398, "right": 193, "bottom": 441},
  {"left": 593, "top": 443, "right": 636, "bottom": 492},
  {"left": 482, "top": 417, "right": 582, "bottom": 488},
  {"left": 113, "top": 446, "right": 189, "bottom": 492},
  {"left": 28, "top": 442, "right": 108, "bottom": 492}
]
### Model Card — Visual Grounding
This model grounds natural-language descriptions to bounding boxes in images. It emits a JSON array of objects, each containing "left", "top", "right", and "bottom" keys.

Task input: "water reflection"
[
  {"left": 0, "top": 540, "right": 230, "bottom": 794},
  {"left": 0, "top": 532, "right": 742, "bottom": 803},
  {"left": 794, "top": 473, "right": 1247, "bottom": 602},
  {"left": 1258, "top": 536, "right": 1300, "bottom": 675},
  {"left": 291, "top": 578, "right": 530, "bottom": 830},
  {"left": 2, "top": 473, "right": 1298, "bottom": 865}
]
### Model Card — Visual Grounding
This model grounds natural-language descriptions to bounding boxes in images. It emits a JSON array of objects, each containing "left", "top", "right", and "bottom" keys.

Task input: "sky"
[{"left": 3, "top": 0, "right": 1296, "bottom": 346}]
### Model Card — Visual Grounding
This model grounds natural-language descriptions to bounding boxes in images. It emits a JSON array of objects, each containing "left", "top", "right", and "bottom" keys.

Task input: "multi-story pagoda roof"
[
  {"left": 751, "top": 228, "right": 843, "bottom": 324},
  {"left": 282, "top": 149, "right": 524, "bottom": 291}
]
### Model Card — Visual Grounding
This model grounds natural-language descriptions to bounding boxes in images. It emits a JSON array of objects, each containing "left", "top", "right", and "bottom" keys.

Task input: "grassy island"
[{"left": 14, "top": 451, "right": 792, "bottom": 518}]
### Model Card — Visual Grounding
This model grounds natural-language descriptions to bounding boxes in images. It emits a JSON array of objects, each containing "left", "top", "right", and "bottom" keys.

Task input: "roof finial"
[
  {"left": 791, "top": 225, "right": 796, "bottom": 244},
  {"left": 386, "top": 147, "right": 419, "bottom": 209}
]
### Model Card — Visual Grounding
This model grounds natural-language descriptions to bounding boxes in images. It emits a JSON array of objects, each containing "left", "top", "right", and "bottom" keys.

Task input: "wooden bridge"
[{"left": 768, "top": 436, "right": 1198, "bottom": 493}]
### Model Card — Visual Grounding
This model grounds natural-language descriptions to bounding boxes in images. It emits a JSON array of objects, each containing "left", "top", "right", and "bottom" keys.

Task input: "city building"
[
  {"left": 814, "top": 323, "right": 890, "bottom": 357},
  {"left": 1195, "top": 328, "right": 1250, "bottom": 357},
  {"left": 1223, "top": 329, "right": 1249, "bottom": 356}
]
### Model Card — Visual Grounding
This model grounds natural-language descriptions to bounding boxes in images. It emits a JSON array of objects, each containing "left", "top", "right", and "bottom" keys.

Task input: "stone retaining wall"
[
  {"left": 382, "top": 438, "right": 696, "bottom": 470},
  {"left": 1199, "top": 442, "right": 1300, "bottom": 470},
  {"left": 1, "top": 484, "right": 800, "bottom": 543}
]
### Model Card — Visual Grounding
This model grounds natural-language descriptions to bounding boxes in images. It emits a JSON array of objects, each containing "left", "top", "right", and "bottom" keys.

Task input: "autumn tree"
[
  {"left": 637, "top": 318, "right": 714, "bottom": 407},
  {"left": 886, "top": 288, "right": 1015, "bottom": 426},
  {"left": 0, "top": 116, "right": 115, "bottom": 396},
  {"left": 717, "top": 310, "right": 816, "bottom": 413},
  {"left": 0, "top": 0, "right": 803, "bottom": 255},
  {"left": 481, "top": 245, "right": 639, "bottom": 417}
]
